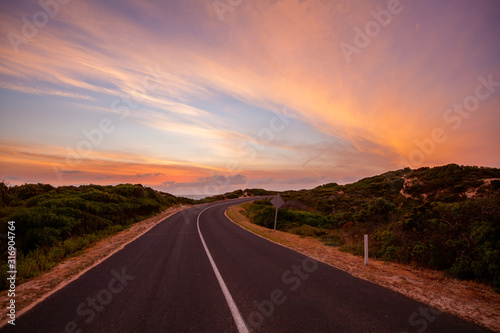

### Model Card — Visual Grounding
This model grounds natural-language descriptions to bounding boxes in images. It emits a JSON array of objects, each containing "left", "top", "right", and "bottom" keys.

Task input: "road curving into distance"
[{"left": 1, "top": 197, "right": 492, "bottom": 332}]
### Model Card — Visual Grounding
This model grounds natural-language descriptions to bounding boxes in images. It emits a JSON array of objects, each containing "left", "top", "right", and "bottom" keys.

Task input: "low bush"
[
  {"left": 242, "top": 165, "right": 500, "bottom": 290},
  {"left": 0, "top": 183, "right": 180, "bottom": 290}
]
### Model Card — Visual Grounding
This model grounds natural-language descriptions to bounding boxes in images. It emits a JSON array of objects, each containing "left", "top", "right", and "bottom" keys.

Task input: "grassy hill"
[
  {"left": 240, "top": 164, "right": 500, "bottom": 291},
  {"left": 184, "top": 188, "right": 275, "bottom": 203},
  {"left": 1, "top": 165, "right": 498, "bottom": 291},
  {"left": 0, "top": 182, "right": 272, "bottom": 290},
  {"left": 0, "top": 183, "right": 194, "bottom": 289}
]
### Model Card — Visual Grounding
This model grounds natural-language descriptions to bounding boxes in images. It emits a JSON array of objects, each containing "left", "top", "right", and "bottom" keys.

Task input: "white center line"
[{"left": 197, "top": 204, "right": 250, "bottom": 333}]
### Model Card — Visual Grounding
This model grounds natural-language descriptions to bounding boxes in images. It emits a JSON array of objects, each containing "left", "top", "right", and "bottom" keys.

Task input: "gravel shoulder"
[
  {"left": 225, "top": 204, "right": 500, "bottom": 333},
  {"left": 0, "top": 205, "right": 190, "bottom": 327}
]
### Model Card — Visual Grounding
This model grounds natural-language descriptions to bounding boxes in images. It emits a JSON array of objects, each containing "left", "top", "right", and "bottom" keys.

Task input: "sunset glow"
[{"left": 1, "top": 0, "right": 499, "bottom": 195}]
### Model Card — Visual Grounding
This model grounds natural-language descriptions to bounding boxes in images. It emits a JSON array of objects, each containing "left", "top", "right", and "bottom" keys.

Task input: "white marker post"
[
  {"left": 364, "top": 234, "right": 369, "bottom": 266},
  {"left": 271, "top": 194, "right": 285, "bottom": 231}
]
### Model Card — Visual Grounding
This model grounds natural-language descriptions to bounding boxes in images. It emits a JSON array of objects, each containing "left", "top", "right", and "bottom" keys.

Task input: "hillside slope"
[
  {"left": 0, "top": 183, "right": 192, "bottom": 289},
  {"left": 242, "top": 164, "right": 500, "bottom": 290},
  {"left": 0, "top": 182, "right": 272, "bottom": 290}
]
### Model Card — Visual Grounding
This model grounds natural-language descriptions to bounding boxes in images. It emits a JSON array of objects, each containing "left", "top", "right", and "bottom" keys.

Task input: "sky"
[{"left": 0, "top": 0, "right": 499, "bottom": 196}]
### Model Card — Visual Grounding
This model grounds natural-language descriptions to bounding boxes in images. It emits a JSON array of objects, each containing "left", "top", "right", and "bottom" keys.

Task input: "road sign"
[
  {"left": 271, "top": 194, "right": 284, "bottom": 209},
  {"left": 271, "top": 195, "right": 284, "bottom": 231}
]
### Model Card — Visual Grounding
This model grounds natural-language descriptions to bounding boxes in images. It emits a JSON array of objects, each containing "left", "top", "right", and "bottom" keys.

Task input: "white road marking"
[{"left": 197, "top": 204, "right": 250, "bottom": 333}]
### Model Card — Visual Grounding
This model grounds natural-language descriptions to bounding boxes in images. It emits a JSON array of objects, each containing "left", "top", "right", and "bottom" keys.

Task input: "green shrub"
[
  {"left": 287, "top": 225, "right": 327, "bottom": 237},
  {"left": 240, "top": 164, "right": 500, "bottom": 290},
  {"left": 0, "top": 183, "right": 180, "bottom": 290}
]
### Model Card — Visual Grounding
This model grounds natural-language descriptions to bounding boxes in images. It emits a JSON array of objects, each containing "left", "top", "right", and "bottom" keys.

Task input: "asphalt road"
[{"left": 1, "top": 198, "right": 492, "bottom": 332}]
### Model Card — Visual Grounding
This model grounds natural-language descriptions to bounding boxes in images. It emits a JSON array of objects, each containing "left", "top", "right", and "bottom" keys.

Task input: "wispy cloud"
[
  {"left": 1, "top": 0, "right": 499, "bottom": 191},
  {"left": 135, "top": 172, "right": 165, "bottom": 178}
]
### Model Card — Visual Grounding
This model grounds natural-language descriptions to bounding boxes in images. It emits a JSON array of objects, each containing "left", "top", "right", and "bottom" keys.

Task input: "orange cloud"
[{"left": 1, "top": 0, "right": 498, "bottom": 190}]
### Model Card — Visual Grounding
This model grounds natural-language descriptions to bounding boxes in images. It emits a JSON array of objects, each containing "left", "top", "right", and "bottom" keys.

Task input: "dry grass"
[
  {"left": 0, "top": 205, "right": 190, "bottom": 327},
  {"left": 226, "top": 204, "right": 500, "bottom": 332}
]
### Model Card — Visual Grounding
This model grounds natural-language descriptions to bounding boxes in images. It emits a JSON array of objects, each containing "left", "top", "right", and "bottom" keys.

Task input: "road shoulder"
[
  {"left": 0, "top": 205, "right": 190, "bottom": 326},
  {"left": 225, "top": 204, "right": 500, "bottom": 332}
]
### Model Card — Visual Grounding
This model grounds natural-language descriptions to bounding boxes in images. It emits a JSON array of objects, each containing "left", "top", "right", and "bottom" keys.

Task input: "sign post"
[
  {"left": 364, "top": 234, "right": 369, "bottom": 266},
  {"left": 271, "top": 194, "right": 285, "bottom": 231}
]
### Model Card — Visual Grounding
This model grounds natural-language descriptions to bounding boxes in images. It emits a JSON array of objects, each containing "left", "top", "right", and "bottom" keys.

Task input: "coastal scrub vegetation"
[
  {"left": 0, "top": 182, "right": 272, "bottom": 290},
  {"left": 241, "top": 164, "right": 500, "bottom": 291},
  {"left": 0, "top": 183, "right": 190, "bottom": 289}
]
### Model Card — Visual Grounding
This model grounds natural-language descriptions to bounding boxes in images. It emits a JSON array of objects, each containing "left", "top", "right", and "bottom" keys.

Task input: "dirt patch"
[
  {"left": 466, "top": 178, "right": 500, "bottom": 198},
  {"left": 226, "top": 205, "right": 500, "bottom": 332},
  {"left": 400, "top": 176, "right": 417, "bottom": 199},
  {"left": 0, "top": 205, "right": 190, "bottom": 327},
  {"left": 466, "top": 187, "right": 479, "bottom": 198}
]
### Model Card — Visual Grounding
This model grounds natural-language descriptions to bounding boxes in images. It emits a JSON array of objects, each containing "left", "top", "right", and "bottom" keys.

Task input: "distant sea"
[{"left": 178, "top": 194, "right": 208, "bottom": 200}]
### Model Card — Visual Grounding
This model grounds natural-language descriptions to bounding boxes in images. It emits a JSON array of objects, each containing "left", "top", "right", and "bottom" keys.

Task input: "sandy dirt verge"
[
  {"left": 0, "top": 205, "right": 190, "bottom": 327},
  {"left": 226, "top": 205, "right": 500, "bottom": 332}
]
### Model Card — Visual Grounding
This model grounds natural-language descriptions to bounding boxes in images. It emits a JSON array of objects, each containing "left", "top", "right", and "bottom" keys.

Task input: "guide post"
[{"left": 364, "top": 234, "right": 369, "bottom": 266}]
